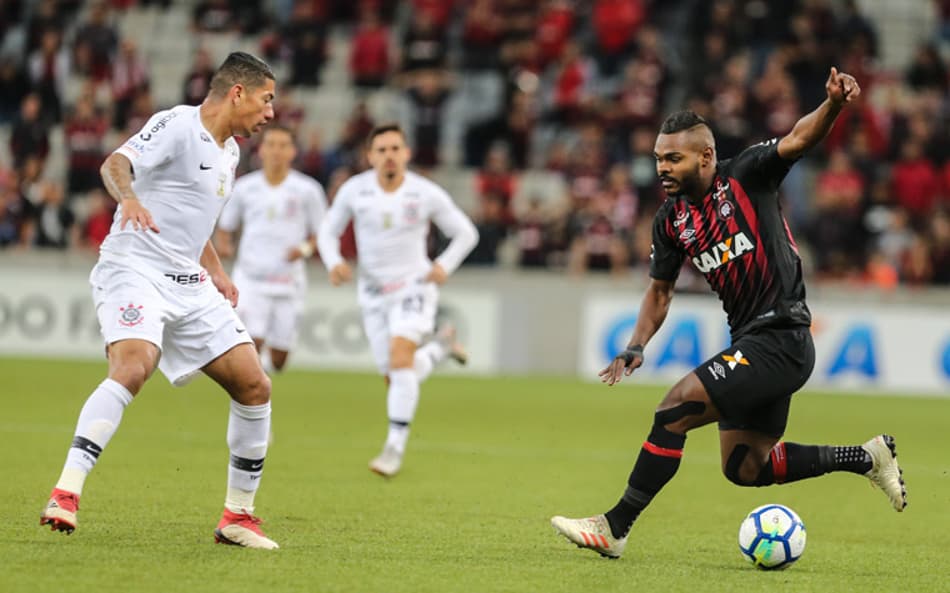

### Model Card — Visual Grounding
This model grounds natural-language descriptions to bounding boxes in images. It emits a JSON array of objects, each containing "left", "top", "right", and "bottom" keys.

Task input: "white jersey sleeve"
[
  {"left": 430, "top": 186, "right": 479, "bottom": 275},
  {"left": 115, "top": 110, "right": 181, "bottom": 173},
  {"left": 305, "top": 177, "right": 328, "bottom": 238},
  {"left": 317, "top": 180, "right": 356, "bottom": 271}
]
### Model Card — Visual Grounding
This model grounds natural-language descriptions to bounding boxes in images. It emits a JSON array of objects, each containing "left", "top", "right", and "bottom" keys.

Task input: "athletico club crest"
[
  {"left": 119, "top": 303, "right": 144, "bottom": 327},
  {"left": 713, "top": 178, "right": 734, "bottom": 221},
  {"left": 717, "top": 200, "right": 735, "bottom": 221}
]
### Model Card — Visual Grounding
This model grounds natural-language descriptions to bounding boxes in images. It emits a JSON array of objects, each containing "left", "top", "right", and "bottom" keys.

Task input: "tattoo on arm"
[{"left": 100, "top": 154, "right": 137, "bottom": 203}]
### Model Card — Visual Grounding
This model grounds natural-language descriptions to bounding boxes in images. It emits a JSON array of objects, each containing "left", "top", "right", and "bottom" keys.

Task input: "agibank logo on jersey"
[{"left": 691, "top": 232, "right": 754, "bottom": 273}]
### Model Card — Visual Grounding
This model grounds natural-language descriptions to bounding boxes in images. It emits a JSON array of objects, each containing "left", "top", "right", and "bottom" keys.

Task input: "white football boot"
[
  {"left": 369, "top": 446, "right": 403, "bottom": 478},
  {"left": 551, "top": 514, "right": 627, "bottom": 559},
  {"left": 862, "top": 434, "right": 907, "bottom": 511}
]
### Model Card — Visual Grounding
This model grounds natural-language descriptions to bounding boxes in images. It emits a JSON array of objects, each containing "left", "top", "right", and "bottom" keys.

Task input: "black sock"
[
  {"left": 604, "top": 425, "right": 685, "bottom": 539},
  {"left": 764, "top": 443, "right": 871, "bottom": 485},
  {"left": 832, "top": 445, "right": 872, "bottom": 474}
]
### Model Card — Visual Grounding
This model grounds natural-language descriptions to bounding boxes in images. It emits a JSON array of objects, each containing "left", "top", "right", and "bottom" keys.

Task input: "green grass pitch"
[{"left": 2, "top": 357, "right": 948, "bottom": 593}]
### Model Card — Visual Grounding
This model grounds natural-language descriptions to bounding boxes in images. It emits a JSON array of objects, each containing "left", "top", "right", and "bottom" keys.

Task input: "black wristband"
[{"left": 617, "top": 344, "right": 644, "bottom": 365}]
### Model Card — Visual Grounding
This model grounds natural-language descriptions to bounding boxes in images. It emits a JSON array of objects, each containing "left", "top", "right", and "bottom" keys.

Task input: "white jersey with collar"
[
  {"left": 318, "top": 169, "right": 479, "bottom": 301},
  {"left": 99, "top": 105, "right": 240, "bottom": 284},
  {"left": 217, "top": 169, "right": 327, "bottom": 294}
]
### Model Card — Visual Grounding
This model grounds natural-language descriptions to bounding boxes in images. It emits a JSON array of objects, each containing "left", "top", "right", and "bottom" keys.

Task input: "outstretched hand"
[
  {"left": 598, "top": 346, "right": 644, "bottom": 386},
  {"left": 826, "top": 67, "right": 860, "bottom": 106}
]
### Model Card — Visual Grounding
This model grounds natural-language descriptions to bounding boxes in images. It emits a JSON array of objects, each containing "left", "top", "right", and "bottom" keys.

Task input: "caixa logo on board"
[
  {"left": 601, "top": 312, "right": 727, "bottom": 372},
  {"left": 599, "top": 312, "right": 950, "bottom": 384}
]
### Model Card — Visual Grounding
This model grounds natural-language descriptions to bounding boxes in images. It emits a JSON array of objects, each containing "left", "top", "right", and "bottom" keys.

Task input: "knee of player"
[
  {"left": 722, "top": 463, "right": 755, "bottom": 487},
  {"left": 242, "top": 372, "right": 272, "bottom": 405},
  {"left": 654, "top": 397, "right": 706, "bottom": 434},
  {"left": 723, "top": 445, "right": 767, "bottom": 486},
  {"left": 110, "top": 363, "right": 151, "bottom": 395},
  {"left": 389, "top": 350, "right": 415, "bottom": 370}
]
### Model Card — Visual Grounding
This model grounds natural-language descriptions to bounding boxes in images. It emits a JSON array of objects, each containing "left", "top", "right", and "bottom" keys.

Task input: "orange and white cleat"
[
  {"left": 40, "top": 488, "right": 80, "bottom": 534},
  {"left": 214, "top": 509, "right": 279, "bottom": 549},
  {"left": 551, "top": 514, "right": 627, "bottom": 559}
]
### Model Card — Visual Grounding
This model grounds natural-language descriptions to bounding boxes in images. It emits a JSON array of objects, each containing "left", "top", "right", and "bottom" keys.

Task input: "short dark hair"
[
  {"left": 660, "top": 110, "right": 710, "bottom": 134},
  {"left": 366, "top": 123, "right": 406, "bottom": 148},
  {"left": 261, "top": 123, "right": 295, "bottom": 142},
  {"left": 209, "top": 52, "right": 275, "bottom": 97}
]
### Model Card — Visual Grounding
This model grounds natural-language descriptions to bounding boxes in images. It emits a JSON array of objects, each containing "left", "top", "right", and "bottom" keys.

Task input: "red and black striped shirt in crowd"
[{"left": 649, "top": 138, "right": 811, "bottom": 339}]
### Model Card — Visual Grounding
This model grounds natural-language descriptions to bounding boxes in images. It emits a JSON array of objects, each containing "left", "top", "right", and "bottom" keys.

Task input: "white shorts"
[
  {"left": 361, "top": 281, "right": 439, "bottom": 375},
  {"left": 233, "top": 272, "right": 303, "bottom": 352},
  {"left": 90, "top": 262, "right": 252, "bottom": 386}
]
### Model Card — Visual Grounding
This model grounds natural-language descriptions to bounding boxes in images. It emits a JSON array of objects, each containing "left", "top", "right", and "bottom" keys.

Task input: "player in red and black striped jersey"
[
  {"left": 650, "top": 134, "right": 810, "bottom": 338},
  {"left": 551, "top": 68, "right": 907, "bottom": 560}
]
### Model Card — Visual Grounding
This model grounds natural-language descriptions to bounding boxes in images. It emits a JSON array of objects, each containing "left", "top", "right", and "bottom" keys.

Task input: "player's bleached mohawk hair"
[
  {"left": 209, "top": 52, "right": 275, "bottom": 97},
  {"left": 660, "top": 110, "right": 710, "bottom": 134}
]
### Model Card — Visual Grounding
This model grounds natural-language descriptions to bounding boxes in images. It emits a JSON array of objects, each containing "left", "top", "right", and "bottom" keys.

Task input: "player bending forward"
[
  {"left": 40, "top": 52, "right": 281, "bottom": 549},
  {"left": 552, "top": 67, "right": 906, "bottom": 559},
  {"left": 215, "top": 124, "right": 327, "bottom": 373},
  {"left": 317, "top": 124, "right": 478, "bottom": 478}
]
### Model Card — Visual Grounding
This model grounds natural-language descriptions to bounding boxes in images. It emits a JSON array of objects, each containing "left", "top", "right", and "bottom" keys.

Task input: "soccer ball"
[{"left": 738, "top": 504, "right": 806, "bottom": 570}]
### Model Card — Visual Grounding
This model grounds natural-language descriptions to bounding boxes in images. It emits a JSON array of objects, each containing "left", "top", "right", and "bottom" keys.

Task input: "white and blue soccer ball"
[{"left": 738, "top": 504, "right": 806, "bottom": 570}]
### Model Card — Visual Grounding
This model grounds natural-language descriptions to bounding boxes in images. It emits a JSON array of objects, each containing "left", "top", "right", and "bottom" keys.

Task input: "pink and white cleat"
[
  {"left": 40, "top": 488, "right": 80, "bottom": 534},
  {"left": 214, "top": 509, "right": 279, "bottom": 549}
]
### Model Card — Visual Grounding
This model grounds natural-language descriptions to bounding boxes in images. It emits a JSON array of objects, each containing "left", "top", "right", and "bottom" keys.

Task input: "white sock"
[
  {"left": 56, "top": 379, "right": 134, "bottom": 495},
  {"left": 414, "top": 341, "right": 447, "bottom": 382},
  {"left": 225, "top": 400, "right": 271, "bottom": 514},
  {"left": 385, "top": 422, "right": 411, "bottom": 455},
  {"left": 385, "top": 368, "right": 419, "bottom": 454}
]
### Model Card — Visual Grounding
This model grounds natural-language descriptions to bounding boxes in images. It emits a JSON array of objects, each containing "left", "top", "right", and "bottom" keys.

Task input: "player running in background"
[
  {"left": 317, "top": 124, "right": 478, "bottom": 478},
  {"left": 552, "top": 67, "right": 907, "bottom": 559},
  {"left": 40, "top": 52, "right": 281, "bottom": 549},
  {"left": 215, "top": 124, "right": 327, "bottom": 373}
]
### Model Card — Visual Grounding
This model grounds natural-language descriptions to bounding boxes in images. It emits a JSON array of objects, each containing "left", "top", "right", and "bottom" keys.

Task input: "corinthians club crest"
[
  {"left": 404, "top": 201, "right": 420, "bottom": 224},
  {"left": 119, "top": 303, "right": 144, "bottom": 327}
]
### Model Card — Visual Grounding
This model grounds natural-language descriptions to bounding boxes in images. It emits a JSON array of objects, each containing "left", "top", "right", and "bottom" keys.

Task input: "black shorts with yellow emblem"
[{"left": 696, "top": 326, "right": 815, "bottom": 438}]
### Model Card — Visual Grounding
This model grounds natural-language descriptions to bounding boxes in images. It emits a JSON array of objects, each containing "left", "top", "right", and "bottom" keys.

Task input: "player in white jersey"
[
  {"left": 215, "top": 125, "right": 327, "bottom": 373},
  {"left": 40, "top": 52, "right": 281, "bottom": 549},
  {"left": 318, "top": 124, "right": 479, "bottom": 478}
]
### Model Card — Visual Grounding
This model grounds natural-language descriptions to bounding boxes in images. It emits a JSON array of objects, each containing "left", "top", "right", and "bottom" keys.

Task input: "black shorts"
[{"left": 695, "top": 326, "right": 815, "bottom": 438}]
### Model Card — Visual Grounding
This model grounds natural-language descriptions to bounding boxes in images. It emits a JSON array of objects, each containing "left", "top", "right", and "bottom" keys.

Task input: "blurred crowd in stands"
[{"left": 1, "top": 0, "right": 949, "bottom": 288}]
